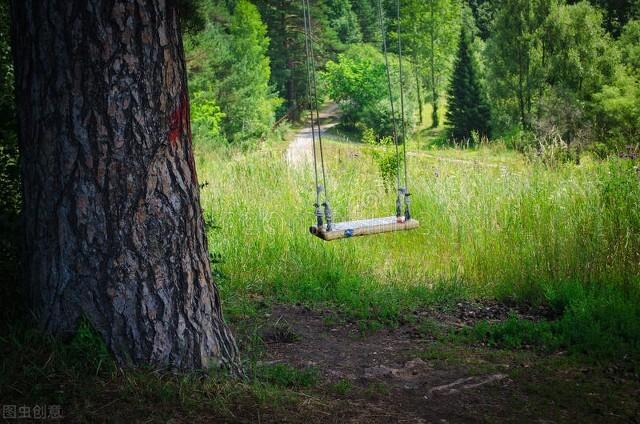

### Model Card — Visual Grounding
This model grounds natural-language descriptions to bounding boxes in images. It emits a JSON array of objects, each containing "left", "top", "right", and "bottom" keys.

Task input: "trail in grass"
[
  {"left": 285, "top": 103, "right": 340, "bottom": 166},
  {"left": 286, "top": 105, "right": 514, "bottom": 171},
  {"left": 411, "top": 151, "right": 505, "bottom": 169}
]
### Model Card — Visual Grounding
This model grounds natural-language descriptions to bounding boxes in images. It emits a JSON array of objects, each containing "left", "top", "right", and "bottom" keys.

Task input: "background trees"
[
  {"left": 486, "top": 0, "right": 551, "bottom": 131},
  {"left": 323, "top": 44, "right": 418, "bottom": 136},
  {"left": 446, "top": 26, "right": 491, "bottom": 140},
  {"left": 401, "top": 0, "right": 461, "bottom": 128},
  {"left": 187, "top": 0, "right": 280, "bottom": 144}
]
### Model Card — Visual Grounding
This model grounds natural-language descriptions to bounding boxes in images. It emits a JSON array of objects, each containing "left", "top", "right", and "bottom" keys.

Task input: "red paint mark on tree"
[
  {"left": 168, "top": 91, "right": 198, "bottom": 183},
  {"left": 168, "top": 93, "right": 188, "bottom": 148}
]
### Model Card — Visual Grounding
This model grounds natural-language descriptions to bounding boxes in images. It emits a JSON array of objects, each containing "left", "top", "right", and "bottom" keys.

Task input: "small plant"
[
  {"left": 524, "top": 135, "right": 577, "bottom": 168},
  {"left": 64, "top": 319, "right": 115, "bottom": 376},
  {"left": 465, "top": 315, "right": 560, "bottom": 351},
  {"left": 416, "top": 318, "right": 447, "bottom": 339},
  {"left": 364, "top": 382, "right": 389, "bottom": 398},
  {"left": 361, "top": 126, "right": 378, "bottom": 145},
  {"left": 357, "top": 319, "right": 384, "bottom": 335},
  {"left": 260, "top": 320, "right": 300, "bottom": 343},
  {"left": 331, "top": 379, "right": 353, "bottom": 395}
]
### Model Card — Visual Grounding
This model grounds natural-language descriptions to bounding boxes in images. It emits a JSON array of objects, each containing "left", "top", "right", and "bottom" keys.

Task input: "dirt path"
[
  {"left": 241, "top": 303, "right": 640, "bottom": 423},
  {"left": 285, "top": 107, "right": 515, "bottom": 173},
  {"left": 285, "top": 103, "right": 340, "bottom": 166}
]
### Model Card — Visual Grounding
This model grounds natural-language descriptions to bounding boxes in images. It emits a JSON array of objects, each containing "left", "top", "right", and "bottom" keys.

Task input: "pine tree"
[
  {"left": 446, "top": 28, "right": 491, "bottom": 141},
  {"left": 351, "top": 0, "right": 380, "bottom": 44}
]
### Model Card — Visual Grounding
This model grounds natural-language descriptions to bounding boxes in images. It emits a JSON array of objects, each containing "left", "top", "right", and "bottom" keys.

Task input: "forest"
[{"left": 1, "top": 0, "right": 639, "bottom": 421}]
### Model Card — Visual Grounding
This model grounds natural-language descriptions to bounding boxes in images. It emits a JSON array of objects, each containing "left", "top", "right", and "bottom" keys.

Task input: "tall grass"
[{"left": 196, "top": 139, "right": 640, "bottom": 324}]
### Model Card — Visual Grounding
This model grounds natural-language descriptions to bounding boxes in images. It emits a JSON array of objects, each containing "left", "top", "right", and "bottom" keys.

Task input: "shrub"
[{"left": 323, "top": 44, "right": 417, "bottom": 137}]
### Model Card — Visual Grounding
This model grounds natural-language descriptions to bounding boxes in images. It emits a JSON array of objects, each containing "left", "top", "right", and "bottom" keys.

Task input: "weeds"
[
  {"left": 196, "top": 138, "right": 640, "bottom": 359},
  {"left": 461, "top": 281, "right": 640, "bottom": 361}
]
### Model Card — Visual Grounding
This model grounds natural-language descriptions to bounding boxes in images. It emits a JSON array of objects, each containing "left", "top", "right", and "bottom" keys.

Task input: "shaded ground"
[
  {"left": 240, "top": 303, "right": 640, "bottom": 423},
  {"left": 2, "top": 301, "right": 638, "bottom": 423}
]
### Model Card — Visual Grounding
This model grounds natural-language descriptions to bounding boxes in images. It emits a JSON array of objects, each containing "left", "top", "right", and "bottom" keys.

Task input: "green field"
[{"left": 196, "top": 124, "right": 640, "bottom": 359}]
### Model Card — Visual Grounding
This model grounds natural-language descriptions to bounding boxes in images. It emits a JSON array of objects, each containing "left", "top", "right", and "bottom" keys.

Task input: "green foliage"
[
  {"left": 360, "top": 125, "right": 403, "bottom": 191},
  {"left": 0, "top": 0, "right": 14, "bottom": 145},
  {"left": 177, "top": 0, "right": 206, "bottom": 34},
  {"left": 186, "top": 0, "right": 280, "bottom": 144},
  {"left": 66, "top": 320, "right": 116, "bottom": 376},
  {"left": 190, "top": 91, "right": 225, "bottom": 142},
  {"left": 486, "top": 0, "right": 551, "bottom": 130},
  {"left": 542, "top": 2, "right": 619, "bottom": 99},
  {"left": 468, "top": 0, "right": 495, "bottom": 40},
  {"left": 486, "top": 0, "right": 628, "bottom": 150},
  {"left": 588, "top": 0, "right": 640, "bottom": 35},
  {"left": 467, "top": 316, "right": 560, "bottom": 350},
  {"left": 351, "top": 0, "right": 381, "bottom": 44},
  {"left": 255, "top": 0, "right": 340, "bottom": 116},
  {"left": 361, "top": 125, "right": 378, "bottom": 145},
  {"left": 326, "top": 0, "right": 362, "bottom": 45},
  {"left": 0, "top": 0, "right": 22, "bottom": 321},
  {"left": 330, "top": 379, "right": 353, "bottom": 395},
  {"left": 524, "top": 136, "right": 577, "bottom": 168},
  {"left": 534, "top": 86, "right": 593, "bottom": 153},
  {"left": 371, "top": 148, "right": 401, "bottom": 193},
  {"left": 223, "top": 0, "right": 282, "bottom": 142},
  {"left": 619, "top": 20, "right": 640, "bottom": 72},
  {"left": 323, "top": 44, "right": 386, "bottom": 122},
  {"left": 401, "top": 0, "right": 461, "bottom": 127},
  {"left": 593, "top": 71, "right": 640, "bottom": 147},
  {"left": 323, "top": 44, "right": 417, "bottom": 136},
  {"left": 467, "top": 279, "right": 640, "bottom": 360},
  {"left": 0, "top": 145, "right": 21, "bottom": 277},
  {"left": 597, "top": 158, "right": 640, "bottom": 233},
  {"left": 446, "top": 27, "right": 491, "bottom": 141}
]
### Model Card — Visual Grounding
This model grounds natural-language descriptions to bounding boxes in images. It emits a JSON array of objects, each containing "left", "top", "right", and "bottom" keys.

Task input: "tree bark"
[
  {"left": 413, "top": 48, "right": 423, "bottom": 125},
  {"left": 429, "top": 0, "right": 438, "bottom": 128},
  {"left": 11, "top": 0, "right": 241, "bottom": 371}
]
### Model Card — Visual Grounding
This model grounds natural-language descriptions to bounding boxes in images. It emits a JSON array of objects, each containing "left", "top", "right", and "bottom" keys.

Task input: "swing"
[{"left": 301, "top": 0, "right": 419, "bottom": 241}]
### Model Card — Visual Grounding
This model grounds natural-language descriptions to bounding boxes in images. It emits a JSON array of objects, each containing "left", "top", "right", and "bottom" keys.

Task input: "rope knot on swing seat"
[{"left": 310, "top": 216, "right": 420, "bottom": 241}]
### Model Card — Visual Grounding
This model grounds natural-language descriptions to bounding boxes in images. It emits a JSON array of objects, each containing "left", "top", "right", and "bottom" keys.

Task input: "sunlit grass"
[{"left": 195, "top": 134, "right": 640, "bottom": 323}]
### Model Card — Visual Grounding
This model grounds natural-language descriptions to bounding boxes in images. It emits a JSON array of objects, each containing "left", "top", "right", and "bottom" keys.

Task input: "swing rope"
[
  {"left": 395, "top": 0, "right": 412, "bottom": 220},
  {"left": 377, "top": 0, "right": 404, "bottom": 219},
  {"left": 302, "top": 0, "right": 333, "bottom": 230},
  {"left": 377, "top": 0, "right": 411, "bottom": 220},
  {"left": 303, "top": 0, "right": 411, "bottom": 231}
]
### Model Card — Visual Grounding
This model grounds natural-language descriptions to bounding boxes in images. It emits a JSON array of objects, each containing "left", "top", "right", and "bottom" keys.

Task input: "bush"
[
  {"left": 191, "top": 91, "right": 225, "bottom": 143},
  {"left": 593, "top": 71, "right": 640, "bottom": 150},
  {"left": 323, "top": 44, "right": 417, "bottom": 137}
]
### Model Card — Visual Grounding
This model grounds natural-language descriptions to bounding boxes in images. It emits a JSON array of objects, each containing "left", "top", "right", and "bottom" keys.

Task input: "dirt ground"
[{"left": 241, "top": 303, "right": 640, "bottom": 424}]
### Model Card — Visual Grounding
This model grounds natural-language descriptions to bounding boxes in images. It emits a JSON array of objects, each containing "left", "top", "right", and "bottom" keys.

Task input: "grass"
[
  {"left": 195, "top": 126, "right": 640, "bottom": 360},
  {"left": 0, "top": 319, "right": 326, "bottom": 422},
  {"left": 459, "top": 281, "right": 640, "bottom": 362},
  {"left": 2, "top": 110, "right": 639, "bottom": 420}
]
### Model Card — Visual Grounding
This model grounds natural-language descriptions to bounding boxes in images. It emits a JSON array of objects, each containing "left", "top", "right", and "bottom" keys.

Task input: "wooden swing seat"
[{"left": 310, "top": 216, "right": 420, "bottom": 241}]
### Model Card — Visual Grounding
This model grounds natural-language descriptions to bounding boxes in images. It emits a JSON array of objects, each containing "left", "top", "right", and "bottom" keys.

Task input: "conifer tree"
[{"left": 446, "top": 28, "right": 491, "bottom": 141}]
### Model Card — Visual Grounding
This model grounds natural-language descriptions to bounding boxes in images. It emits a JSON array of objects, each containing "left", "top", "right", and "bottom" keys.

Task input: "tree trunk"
[
  {"left": 11, "top": 0, "right": 241, "bottom": 372},
  {"left": 413, "top": 49, "right": 423, "bottom": 125},
  {"left": 429, "top": 0, "right": 438, "bottom": 128}
]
